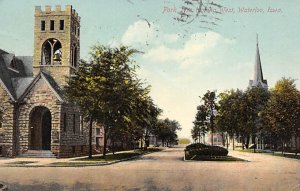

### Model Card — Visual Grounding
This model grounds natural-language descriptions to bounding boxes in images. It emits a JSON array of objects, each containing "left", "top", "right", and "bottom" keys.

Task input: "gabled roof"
[
  {"left": 18, "top": 71, "right": 64, "bottom": 103},
  {"left": 0, "top": 49, "right": 64, "bottom": 103},
  {"left": 15, "top": 56, "right": 33, "bottom": 76},
  {"left": 0, "top": 50, "right": 17, "bottom": 100},
  {"left": 11, "top": 77, "right": 34, "bottom": 99},
  {"left": 0, "top": 49, "right": 33, "bottom": 101}
]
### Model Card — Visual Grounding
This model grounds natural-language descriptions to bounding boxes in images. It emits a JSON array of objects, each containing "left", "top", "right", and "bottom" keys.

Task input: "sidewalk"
[
  {"left": 0, "top": 148, "right": 164, "bottom": 167},
  {"left": 229, "top": 149, "right": 300, "bottom": 162},
  {"left": 0, "top": 155, "right": 82, "bottom": 167}
]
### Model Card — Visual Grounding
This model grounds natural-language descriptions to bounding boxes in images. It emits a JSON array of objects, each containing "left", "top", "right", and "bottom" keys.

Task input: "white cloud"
[
  {"left": 121, "top": 20, "right": 179, "bottom": 46},
  {"left": 121, "top": 20, "right": 157, "bottom": 45},
  {"left": 163, "top": 33, "right": 179, "bottom": 43},
  {"left": 143, "top": 31, "right": 227, "bottom": 68},
  {"left": 121, "top": 21, "right": 234, "bottom": 69}
]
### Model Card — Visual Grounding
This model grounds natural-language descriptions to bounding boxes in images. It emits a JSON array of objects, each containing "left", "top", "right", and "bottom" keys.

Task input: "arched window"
[{"left": 41, "top": 38, "right": 62, "bottom": 65}]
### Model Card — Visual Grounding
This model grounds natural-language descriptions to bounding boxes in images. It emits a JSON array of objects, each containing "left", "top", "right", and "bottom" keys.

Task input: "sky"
[{"left": 0, "top": 0, "right": 300, "bottom": 139}]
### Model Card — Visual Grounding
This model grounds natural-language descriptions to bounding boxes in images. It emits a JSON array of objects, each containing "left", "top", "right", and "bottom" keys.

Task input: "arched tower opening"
[{"left": 41, "top": 38, "right": 62, "bottom": 65}]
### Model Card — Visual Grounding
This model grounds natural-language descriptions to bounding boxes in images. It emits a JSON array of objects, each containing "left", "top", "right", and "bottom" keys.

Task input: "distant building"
[
  {"left": 226, "top": 36, "right": 268, "bottom": 150},
  {"left": 248, "top": 35, "right": 268, "bottom": 90},
  {"left": 206, "top": 132, "right": 224, "bottom": 146}
]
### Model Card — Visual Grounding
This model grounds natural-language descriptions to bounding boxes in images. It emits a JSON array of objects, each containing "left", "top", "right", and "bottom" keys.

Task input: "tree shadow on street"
[{"left": 2, "top": 181, "right": 95, "bottom": 191}]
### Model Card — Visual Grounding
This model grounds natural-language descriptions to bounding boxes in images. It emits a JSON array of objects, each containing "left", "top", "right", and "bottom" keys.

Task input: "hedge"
[{"left": 185, "top": 143, "right": 228, "bottom": 160}]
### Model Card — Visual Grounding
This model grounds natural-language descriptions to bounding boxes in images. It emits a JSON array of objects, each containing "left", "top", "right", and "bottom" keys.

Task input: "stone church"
[{"left": 0, "top": 5, "right": 95, "bottom": 158}]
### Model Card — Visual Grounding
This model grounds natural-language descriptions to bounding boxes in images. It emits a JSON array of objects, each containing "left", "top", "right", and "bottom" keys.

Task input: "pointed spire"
[
  {"left": 249, "top": 34, "right": 268, "bottom": 89},
  {"left": 254, "top": 34, "right": 264, "bottom": 82}
]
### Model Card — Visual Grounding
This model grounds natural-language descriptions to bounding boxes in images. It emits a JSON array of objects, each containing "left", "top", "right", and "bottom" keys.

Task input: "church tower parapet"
[{"left": 33, "top": 5, "right": 80, "bottom": 87}]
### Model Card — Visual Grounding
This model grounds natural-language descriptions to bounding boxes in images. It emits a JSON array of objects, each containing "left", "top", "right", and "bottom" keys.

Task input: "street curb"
[
  {"left": 1, "top": 149, "right": 163, "bottom": 168},
  {"left": 183, "top": 155, "right": 249, "bottom": 162}
]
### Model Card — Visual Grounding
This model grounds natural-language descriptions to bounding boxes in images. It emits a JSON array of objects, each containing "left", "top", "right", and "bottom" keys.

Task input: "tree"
[
  {"left": 192, "top": 105, "right": 208, "bottom": 143},
  {"left": 202, "top": 90, "right": 218, "bottom": 146},
  {"left": 157, "top": 118, "right": 181, "bottom": 147},
  {"left": 217, "top": 89, "right": 243, "bottom": 149},
  {"left": 65, "top": 45, "right": 140, "bottom": 158},
  {"left": 132, "top": 88, "right": 162, "bottom": 149},
  {"left": 243, "top": 87, "right": 269, "bottom": 150},
  {"left": 217, "top": 88, "right": 269, "bottom": 150},
  {"left": 261, "top": 78, "right": 300, "bottom": 154}
]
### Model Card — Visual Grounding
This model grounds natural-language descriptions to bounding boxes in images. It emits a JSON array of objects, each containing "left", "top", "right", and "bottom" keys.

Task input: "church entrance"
[{"left": 29, "top": 106, "right": 52, "bottom": 150}]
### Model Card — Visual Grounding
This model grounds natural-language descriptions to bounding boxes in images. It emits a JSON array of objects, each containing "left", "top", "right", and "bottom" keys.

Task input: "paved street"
[{"left": 0, "top": 146, "right": 299, "bottom": 191}]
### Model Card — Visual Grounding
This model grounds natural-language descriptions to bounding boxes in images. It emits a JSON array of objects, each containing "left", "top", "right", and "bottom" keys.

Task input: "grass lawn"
[
  {"left": 77, "top": 151, "right": 142, "bottom": 162},
  {"left": 238, "top": 149, "right": 300, "bottom": 159},
  {"left": 46, "top": 162, "right": 105, "bottom": 167},
  {"left": 45, "top": 147, "right": 164, "bottom": 167},
  {"left": 77, "top": 147, "right": 163, "bottom": 162},
  {"left": 238, "top": 149, "right": 269, "bottom": 153},
  {"left": 271, "top": 153, "right": 300, "bottom": 159},
  {"left": 6, "top": 161, "right": 36, "bottom": 165}
]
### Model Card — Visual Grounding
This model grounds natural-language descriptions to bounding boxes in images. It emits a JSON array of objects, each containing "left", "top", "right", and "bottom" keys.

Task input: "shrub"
[
  {"left": 185, "top": 143, "right": 207, "bottom": 150},
  {"left": 185, "top": 143, "right": 228, "bottom": 159}
]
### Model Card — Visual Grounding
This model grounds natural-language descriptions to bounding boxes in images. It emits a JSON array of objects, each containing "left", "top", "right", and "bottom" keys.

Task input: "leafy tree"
[
  {"left": 261, "top": 78, "right": 300, "bottom": 154},
  {"left": 65, "top": 45, "right": 140, "bottom": 158},
  {"left": 192, "top": 105, "right": 208, "bottom": 143},
  {"left": 157, "top": 118, "right": 181, "bottom": 147},
  {"left": 202, "top": 90, "right": 218, "bottom": 146},
  {"left": 243, "top": 87, "right": 269, "bottom": 150},
  {"left": 131, "top": 89, "right": 162, "bottom": 150},
  {"left": 217, "top": 88, "right": 269, "bottom": 150},
  {"left": 217, "top": 89, "right": 243, "bottom": 149}
]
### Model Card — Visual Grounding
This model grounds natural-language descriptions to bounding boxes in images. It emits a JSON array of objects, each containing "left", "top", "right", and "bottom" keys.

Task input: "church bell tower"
[{"left": 33, "top": 5, "right": 80, "bottom": 86}]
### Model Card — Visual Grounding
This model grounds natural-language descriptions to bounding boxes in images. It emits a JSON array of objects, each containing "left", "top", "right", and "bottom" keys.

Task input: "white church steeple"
[{"left": 249, "top": 35, "right": 268, "bottom": 89}]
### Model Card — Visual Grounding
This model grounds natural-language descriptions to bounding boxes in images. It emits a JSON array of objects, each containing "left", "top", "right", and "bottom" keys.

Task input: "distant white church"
[
  {"left": 248, "top": 35, "right": 268, "bottom": 90},
  {"left": 208, "top": 36, "right": 268, "bottom": 149}
]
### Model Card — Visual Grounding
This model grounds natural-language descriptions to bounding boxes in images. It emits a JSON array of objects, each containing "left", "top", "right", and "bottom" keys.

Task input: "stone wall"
[
  {"left": 0, "top": 85, "right": 16, "bottom": 157},
  {"left": 17, "top": 76, "right": 61, "bottom": 155},
  {"left": 59, "top": 103, "right": 96, "bottom": 157}
]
